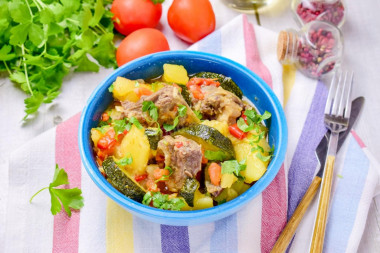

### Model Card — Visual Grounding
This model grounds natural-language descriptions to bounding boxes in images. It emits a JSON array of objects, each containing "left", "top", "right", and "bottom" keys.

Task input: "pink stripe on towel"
[
  {"left": 351, "top": 130, "right": 366, "bottom": 148},
  {"left": 53, "top": 113, "right": 82, "bottom": 253},
  {"left": 242, "top": 15, "right": 273, "bottom": 89}
]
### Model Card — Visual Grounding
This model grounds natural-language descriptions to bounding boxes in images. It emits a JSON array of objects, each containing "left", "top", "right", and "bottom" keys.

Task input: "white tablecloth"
[{"left": 1, "top": 0, "right": 379, "bottom": 251}]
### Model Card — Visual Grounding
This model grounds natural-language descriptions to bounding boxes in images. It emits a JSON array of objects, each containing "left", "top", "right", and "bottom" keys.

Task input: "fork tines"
[{"left": 324, "top": 69, "right": 353, "bottom": 126}]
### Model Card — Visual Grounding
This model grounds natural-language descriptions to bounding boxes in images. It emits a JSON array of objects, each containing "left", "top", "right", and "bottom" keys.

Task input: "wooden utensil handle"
[
  {"left": 271, "top": 176, "right": 322, "bottom": 253},
  {"left": 309, "top": 155, "right": 336, "bottom": 253}
]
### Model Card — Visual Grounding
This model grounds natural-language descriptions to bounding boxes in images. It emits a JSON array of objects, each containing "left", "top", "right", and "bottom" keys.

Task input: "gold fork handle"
[
  {"left": 309, "top": 155, "right": 336, "bottom": 253},
  {"left": 271, "top": 176, "right": 322, "bottom": 253}
]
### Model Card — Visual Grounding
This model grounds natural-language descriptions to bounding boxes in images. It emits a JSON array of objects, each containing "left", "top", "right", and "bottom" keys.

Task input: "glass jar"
[
  {"left": 222, "top": 0, "right": 279, "bottom": 14},
  {"left": 277, "top": 21, "right": 343, "bottom": 79},
  {"left": 291, "top": 0, "right": 346, "bottom": 28}
]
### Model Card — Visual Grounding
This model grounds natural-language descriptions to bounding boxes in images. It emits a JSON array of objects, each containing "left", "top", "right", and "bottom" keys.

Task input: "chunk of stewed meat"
[
  {"left": 157, "top": 135, "right": 202, "bottom": 191},
  {"left": 121, "top": 85, "right": 199, "bottom": 128},
  {"left": 192, "top": 86, "right": 244, "bottom": 125}
]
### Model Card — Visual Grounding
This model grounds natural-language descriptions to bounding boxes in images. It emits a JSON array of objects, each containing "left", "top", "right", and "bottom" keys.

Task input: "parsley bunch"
[{"left": 0, "top": 0, "right": 117, "bottom": 120}]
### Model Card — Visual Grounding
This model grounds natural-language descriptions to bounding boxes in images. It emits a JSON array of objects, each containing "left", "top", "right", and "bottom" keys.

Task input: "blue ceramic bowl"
[{"left": 78, "top": 51, "right": 287, "bottom": 226}]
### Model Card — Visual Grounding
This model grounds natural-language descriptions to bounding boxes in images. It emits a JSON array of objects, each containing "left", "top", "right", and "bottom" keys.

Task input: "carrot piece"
[
  {"left": 153, "top": 168, "right": 170, "bottom": 180},
  {"left": 135, "top": 87, "right": 153, "bottom": 97},
  {"left": 208, "top": 162, "right": 222, "bottom": 186}
]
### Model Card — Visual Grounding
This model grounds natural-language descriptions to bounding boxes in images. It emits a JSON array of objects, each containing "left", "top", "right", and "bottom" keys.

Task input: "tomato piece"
[
  {"left": 111, "top": 0, "right": 162, "bottom": 36},
  {"left": 241, "top": 112, "right": 248, "bottom": 124},
  {"left": 229, "top": 124, "right": 247, "bottom": 140},
  {"left": 187, "top": 77, "right": 220, "bottom": 87},
  {"left": 135, "top": 174, "right": 148, "bottom": 182},
  {"left": 101, "top": 112, "right": 110, "bottom": 122},
  {"left": 201, "top": 149, "right": 208, "bottom": 164},
  {"left": 97, "top": 129, "right": 117, "bottom": 150},
  {"left": 168, "top": 0, "right": 215, "bottom": 43},
  {"left": 188, "top": 84, "right": 204, "bottom": 100},
  {"left": 153, "top": 168, "right": 170, "bottom": 180},
  {"left": 116, "top": 28, "right": 170, "bottom": 66},
  {"left": 135, "top": 87, "right": 153, "bottom": 97},
  {"left": 175, "top": 141, "right": 183, "bottom": 148},
  {"left": 208, "top": 162, "right": 221, "bottom": 186},
  {"left": 146, "top": 178, "right": 159, "bottom": 192}
]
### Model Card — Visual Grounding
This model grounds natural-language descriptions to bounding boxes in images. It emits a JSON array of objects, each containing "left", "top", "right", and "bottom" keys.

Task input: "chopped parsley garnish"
[
  {"left": 114, "top": 155, "right": 133, "bottom": 166},
  {"left": 142, "top": 101, "right": 159, "bottom": 122},
  {"left": 163, "top": 104, "right": 187, "bottom": 131},
  {"left": 142, "top": 191, "right": 185, "bottom": 211},
  {"left": 129, "top": 116, "right": 143, "bottom": 129},
  {"left": 95, "top": 124, "right": 110, "bottom": 134},
  {"left": 108, "top": 84, "right": 114, "bottom": 93},
  {"left": 113, "top": 119, "right": 128, "bottom": 136},
  {"left": 30, "top": 164, "right": 84, "bottom": 217},
  {"left": 221, "top": 160, "right": 246, "bottom": 179},
  {"left": 194, "top": 110, "right": 203, "bottom": 120},
  {"left": 237, "top": 109, "right": 271, "bottom": 133}
]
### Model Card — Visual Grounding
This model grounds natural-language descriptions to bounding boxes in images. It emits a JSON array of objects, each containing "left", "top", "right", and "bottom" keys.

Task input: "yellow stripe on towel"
[
  {"left": 106, "top": 199, "right": 135, "bottom": 253},
  {"left": 282, "top": 65, "right": 297, "bottom": 106}
]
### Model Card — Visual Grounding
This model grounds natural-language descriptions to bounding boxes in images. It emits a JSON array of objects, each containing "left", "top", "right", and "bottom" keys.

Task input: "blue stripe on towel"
[
  {"left": 324, "top": 137, "right": 369, "bottom": 253},
  {"left": 161, "top": 225, "right": 190, "bottom": 253},
  {"left": 210, "top": 214, "right": 238, "bottom": 253}
]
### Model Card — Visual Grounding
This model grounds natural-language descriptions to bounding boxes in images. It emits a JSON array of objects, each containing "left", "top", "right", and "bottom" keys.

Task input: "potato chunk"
[
  {"left": 233, "top": 138, "right": 270, "bottom": 184},
  {"left": 112, "top": 77, "right": 152, "bottom": 102},
  {"left": 163, "top": 64, "right": 189, "bottom": 85},
  {"left": 119, "top": 125, "right": 150, "bottom": 175},
  {"left": 201, "top": 120, "right": 229, "bottom": 137}
]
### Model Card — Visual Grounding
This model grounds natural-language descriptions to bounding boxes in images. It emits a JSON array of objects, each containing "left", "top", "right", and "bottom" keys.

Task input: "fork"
[{"left": 309, "top": 70, "right": 353, "bottom": 253}]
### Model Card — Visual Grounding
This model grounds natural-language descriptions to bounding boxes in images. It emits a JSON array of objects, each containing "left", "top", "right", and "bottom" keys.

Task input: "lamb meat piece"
[
  {"left": 205, "top": 181, "right": 223, "bottom": 197},
  {"left": 121, "top": 85, "right": 199, "bottom": 128},
  {"left": 157, "top": 135, "right": 202, "bottom": 192},
  {"left": 192, "top": 86, "right": 244, "bottom": 125}
]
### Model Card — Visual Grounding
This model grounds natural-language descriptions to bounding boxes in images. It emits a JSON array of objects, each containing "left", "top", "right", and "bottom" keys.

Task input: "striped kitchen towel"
[{"left": 4, "top": 15, "right": 379, "bottom": 253}]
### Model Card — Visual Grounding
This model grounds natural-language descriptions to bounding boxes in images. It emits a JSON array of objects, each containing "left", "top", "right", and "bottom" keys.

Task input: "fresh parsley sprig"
[
  {"left": 30, "top": 164, "right": 84, "bottom": 217},
  {"left": 142, "top": 191, "right": 185, "bottom": 211},
  {"left": 163, "top": 104, "right": 187, "bottom": 131},
  {"left": 1, "top": 0, "right": 117, "bottom": 120}
]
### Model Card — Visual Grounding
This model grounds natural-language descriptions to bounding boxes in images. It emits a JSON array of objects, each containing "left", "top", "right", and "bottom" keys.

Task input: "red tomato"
[
  {"left": 111, "top": 0, "right": 162, "bottom": 36},
  {"left": 167, "top": 0, "right": 216, "bottom": 43},
  {"left": 116, "top": 28, "right": 170, "bottom": 66}
]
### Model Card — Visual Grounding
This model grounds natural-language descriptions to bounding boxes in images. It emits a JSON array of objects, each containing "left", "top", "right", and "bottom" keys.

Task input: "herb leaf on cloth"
[
  {"left": 1, "top": 0, "right": 117, "bottom": 120},
  {"left": 30, "top": 164, "right": 84, "bottom": 217}
]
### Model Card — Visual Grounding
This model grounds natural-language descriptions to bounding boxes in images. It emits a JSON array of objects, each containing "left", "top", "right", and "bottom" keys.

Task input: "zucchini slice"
[
  {"left": 193, "top": 72, "right": 243, "bottom": 98},
  {"left": 173, "top": 124, "right": 235, "bottom": 160},
  {"left": 103, "top": 157, "right": 146, "bottom": 202},
  {"left": 179, "top": 178, "right": 199, "bottom": 207},
  {"left": 178, "top": 84, "right": 192, "bottom": 106},
  {"left": 144, "top": 128, "right": 162, "bottom": 150}
]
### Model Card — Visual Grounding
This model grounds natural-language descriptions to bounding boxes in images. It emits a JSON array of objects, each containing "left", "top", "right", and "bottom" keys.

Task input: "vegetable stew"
[{"left": 91, "top": 64, "right": 273, "bottom": 210}]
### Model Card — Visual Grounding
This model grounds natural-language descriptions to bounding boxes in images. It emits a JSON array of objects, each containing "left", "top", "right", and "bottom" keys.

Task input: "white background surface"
[{"left": 1, "top": 0, "right": 379, "bottom": 251}]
